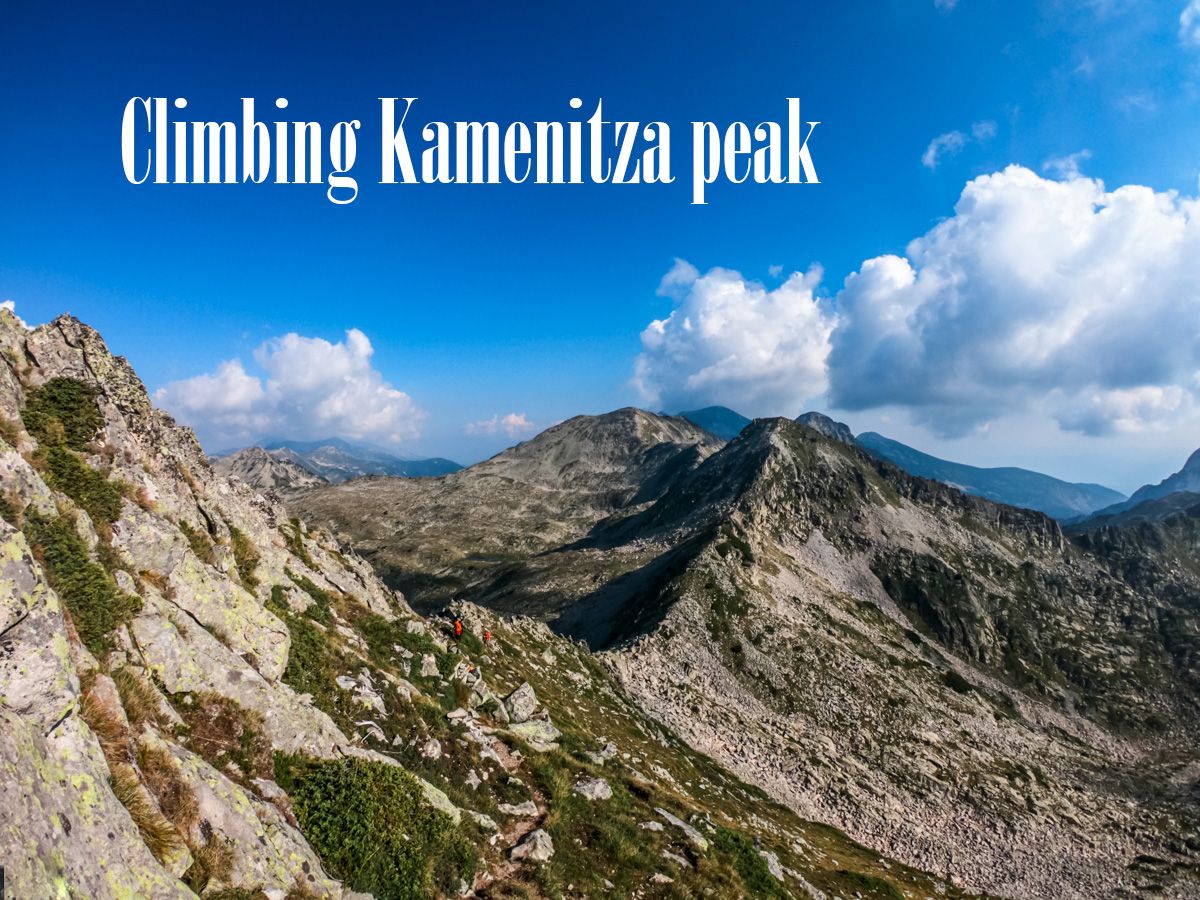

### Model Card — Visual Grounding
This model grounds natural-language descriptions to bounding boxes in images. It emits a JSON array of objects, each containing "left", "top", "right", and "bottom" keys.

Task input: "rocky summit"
[
  {"left": 0, "top": 310, "right": 990, "bottom": 898},
  {"left": 302, "top": 407, "right": 1200, "bottom": 898}
]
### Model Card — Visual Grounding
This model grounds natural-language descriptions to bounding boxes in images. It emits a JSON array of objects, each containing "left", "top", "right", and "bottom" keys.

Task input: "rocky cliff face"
[
  {"left": 0, "top": 312, "right": 969, "bottom": 898},
  {"left": 306, "top": 410, "right": 1200, "bottom": 898}
]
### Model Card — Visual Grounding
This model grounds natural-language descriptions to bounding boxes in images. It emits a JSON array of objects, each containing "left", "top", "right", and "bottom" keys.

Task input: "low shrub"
[
  {"left": 21, "top": 377, "right": 104, "bottom": 450},
  {"left": 41, "top": 444, "right": 123, "bottom": 525},
  {"left": 25, "top": 513, "right": 141, "bottom": 656}
]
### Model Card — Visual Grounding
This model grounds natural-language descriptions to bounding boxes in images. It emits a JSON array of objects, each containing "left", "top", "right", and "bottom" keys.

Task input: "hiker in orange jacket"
[{"left": 453, "top": 617, "right": 463, "bottom": 641}]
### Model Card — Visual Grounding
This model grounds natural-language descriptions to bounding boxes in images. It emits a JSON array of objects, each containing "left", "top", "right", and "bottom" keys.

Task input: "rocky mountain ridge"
[
  {"left": 212, "top": 446, "right": 330, "bottom": 495},
  {"left": 0, "top": 312, "right": 967, "bottom": 898},
  {"left": 300, "top": 408, "right": 1200, "bottom": 898}
]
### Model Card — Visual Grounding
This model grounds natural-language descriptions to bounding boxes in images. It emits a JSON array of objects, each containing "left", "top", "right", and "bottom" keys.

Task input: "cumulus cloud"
[
  {"left": 637, "top": 166, "right": 1200, "bottom": 438},
  {"left": 466, "top": 412, "right": 536, "bottom": 439},
  {"left": 156, "top": 328, "right": 424, "bottom": 447},
  {"left": 1182, "top": 0, "right": 1200, "bottom": 46},
  {"left": 922, "top": 120, "right": 996, "bottom": 169},
  {"left": 632, "top": 260, "right": 834, "bottom": 416}
]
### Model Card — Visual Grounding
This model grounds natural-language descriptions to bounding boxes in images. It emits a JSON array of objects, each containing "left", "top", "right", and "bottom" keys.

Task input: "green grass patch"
[
  {"left": 178, "top": 520, "right": 216, "bottom": 566},
  {"left": 711, "top": 826, "right": 789, "bottom": 899},
  {"left": 283, "top": 517, "right": 313, "bottom": 567},
  {"left": 278, "top": 755, "right": 477, "bottom": 900},
  {"left": 287, "top": 571, "right": 336, "bottom": 624},
  {"left": 228, "top": 524, "right": 260, "bottom": 593}
]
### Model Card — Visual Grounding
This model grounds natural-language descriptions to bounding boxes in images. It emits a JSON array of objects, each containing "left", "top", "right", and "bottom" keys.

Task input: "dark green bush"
[
  {"left": 42, "top": 445, "right": 123, "bottom": 525},
  {"left": 286, "top": 757, "right": 475, "bottom": 900},
  {"left": 22, "top": 377, "right": 104, "bottom": 450},
  {"left": 25, "top": 514, "right": 141, "bottom": 656}
]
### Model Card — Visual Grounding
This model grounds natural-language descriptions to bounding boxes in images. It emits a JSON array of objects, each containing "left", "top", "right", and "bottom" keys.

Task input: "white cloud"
[
  {"left": 466, "top": 412, "right": 536, "bottom": 439},
  {"left": 632, "top": 262, "right": 834, "bottom": 416},
  {"left": 637, "top": 166, "right": 1200, "bottom": 439},
  {"left": 1043, "top": 149, "right": 1092, "bottom": 180},
  {"left": 829, "top": 165, "right": 1200, "bottom": 436},
  {"left": 922, "top": 120, "right": 996, "bottom": 169},
  {"left": 934, "top": 0, "right": 958, "bottom": 10},
  {"left": 1182, "top": 0, "right": 1200, "bottom": 46},
  {"left": 156, "top": 328, "right": 424, "bottom": 448}
]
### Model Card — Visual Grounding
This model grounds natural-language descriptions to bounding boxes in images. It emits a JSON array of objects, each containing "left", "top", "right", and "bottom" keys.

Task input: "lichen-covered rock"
[
  {"left": 0, "top": 522, "right": 193, "bottom": 898},
  {"left": 113, "top": 507, "right": 290, "bottom": 682},
  {"left": 128, "top": 592, "right": 347, "bottom": 757},
  {"left": 0, "top": 524, "right": 74, "bottom": 731}
]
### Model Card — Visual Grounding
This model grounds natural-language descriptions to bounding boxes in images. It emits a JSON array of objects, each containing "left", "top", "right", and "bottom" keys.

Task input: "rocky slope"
[
  {"left": 0, "top": 311, "right": 967, "bottom": 898},
  {"left": 213, "top": 446, "right": 330, "bottom": 495},
  {"left": 296, "top": 408, "right": 723, "bottom": 609},
  {"left": 305, "top": 409, "right": 1200, "bottom": 898}
]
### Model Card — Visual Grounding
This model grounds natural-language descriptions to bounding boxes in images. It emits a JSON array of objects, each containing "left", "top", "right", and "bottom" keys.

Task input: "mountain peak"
[{"left": 795, "top": 410, "right": 856, "bottom": 445}]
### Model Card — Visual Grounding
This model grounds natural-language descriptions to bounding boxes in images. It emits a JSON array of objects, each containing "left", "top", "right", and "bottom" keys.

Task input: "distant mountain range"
[
  {"left": 679, "top": 405, "right": 1126, "bottom": 520},
  {"left": 1083, "top": 448, "right": 1200, "bottom": 520},
  {"left": 212, "top": 437, "right": 461, "bottom": 493},
  {"left": 676, "top": 406, "right": 752, "bottom": 441},
  {"left": 855, "top": 431, "right": 1126, "bottom": 521}
]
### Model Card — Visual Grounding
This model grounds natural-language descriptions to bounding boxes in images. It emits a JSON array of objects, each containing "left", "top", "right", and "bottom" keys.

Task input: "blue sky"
[{"left": 2, "top": 1, "right": 1200, "bottom": 493}]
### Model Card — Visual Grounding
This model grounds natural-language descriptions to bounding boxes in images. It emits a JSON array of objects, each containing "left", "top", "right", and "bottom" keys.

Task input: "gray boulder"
[{"left": 510, "top": 828, "right": 554, "bottom": 862}]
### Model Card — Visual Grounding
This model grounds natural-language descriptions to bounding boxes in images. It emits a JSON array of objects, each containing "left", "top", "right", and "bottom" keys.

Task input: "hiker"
[
  {"left": 453, "top": 617, "right": 463, "bottom": 641},
  {"left": 483, "top": 629, "right": 491, "bottom": 645}
]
